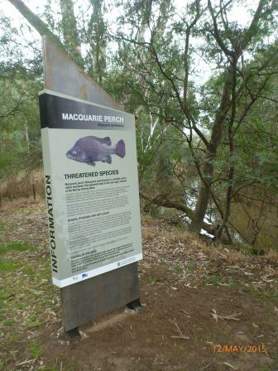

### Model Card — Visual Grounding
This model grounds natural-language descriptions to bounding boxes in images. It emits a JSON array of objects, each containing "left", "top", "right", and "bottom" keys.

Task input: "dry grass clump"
[
  {"left": 0, "top": 169, "right": 44, "bottom": 204},
  {"left": 142, "top": 228, "right": 157, "bottom": 242}
]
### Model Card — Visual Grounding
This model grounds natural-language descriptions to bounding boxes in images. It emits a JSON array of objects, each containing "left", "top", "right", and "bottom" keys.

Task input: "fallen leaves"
[
  {"left": 169, "top": 319, "right": 190, "bottom": 340},
  {"left": 15, "top": 359, "right": 34, "bottom": 367},
  {"left": 210, "top": 309, "right": 241, "bottom": 322},
  {"left": 222, "top": 361, "right": 238, "bottom": 370},
  {"left": 0, "top": 200, "right": 277, "bottom": 370}
]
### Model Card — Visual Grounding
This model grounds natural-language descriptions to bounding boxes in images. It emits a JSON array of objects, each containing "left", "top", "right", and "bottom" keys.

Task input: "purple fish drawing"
[{"left": 66, "top": 136, "right": 125, "bottom": 165}]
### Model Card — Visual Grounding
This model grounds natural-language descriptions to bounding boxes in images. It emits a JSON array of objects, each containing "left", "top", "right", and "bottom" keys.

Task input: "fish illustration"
[{"left": 66, "top": 136, "right": 125, "bottom": 165}]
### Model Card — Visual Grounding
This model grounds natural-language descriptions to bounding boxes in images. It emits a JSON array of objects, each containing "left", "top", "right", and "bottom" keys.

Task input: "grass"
[
  {"left": 0, "top": 241, "right": 34, "bottom": 255},
  {"left": 0, "top": 259, "right": 19, "bottom": 271},
  {"left": 0, "top": 222, "right": 5, "bottom": 234},
  {"left": 22, "top": 265, "right": 35, "bottom": 275},
  {"left": 2, "top": 319, "right": 15, "bottom": 326},
  {"left": 173, "top": 263, "right": 183, "bottom": 274},
  {"left": 205, "top": 273, "right": 223, "bottom": 286},
  {"left": 246, "top": 285, "right": 278, "bottom": 303},
  {"left": 26, "top": 314, "right": 42, "bottom": 329},
  {"left": 146, "top": 275, "right": 160, "bottom": 285},
  {"left": 0, "top": 204, "right": 277, "bottom": 370},
  {"left": 0, "top": 229, "right": 58, "bottom": 368},
  {"left": 29, "top": 341, "right": 43, "bottom": 359},
  {"left": 0, "top": 288, "right": 8, "bottom": 302},
  {"left": 235, "top": 242, "right": 264, "bottom": 256},
  {"left": 186, "top": 260, "right": 196, "bottom": 273},
  {"left": 0, "top": 249, "right": 58, "bottom": 369}
]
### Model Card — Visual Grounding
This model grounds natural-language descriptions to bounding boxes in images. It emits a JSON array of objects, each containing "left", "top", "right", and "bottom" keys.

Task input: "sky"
[
  {"left": 0, "top": 0, "right": 261, "bottom": 85},
  {"left": 0, "top": 0, "right": 258, "bottom": 37}
]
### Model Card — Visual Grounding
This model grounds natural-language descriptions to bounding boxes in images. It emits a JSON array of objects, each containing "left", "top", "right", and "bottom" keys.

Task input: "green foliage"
[
  {"left": 0, "top": 0, "right": 277, "bottom": 247},
  {"left": 205, "top": 273, "right": 223, "bottom": 286},
  {"left": 2, "top": 319, "right": 15, "bottom": 326},
  {"left": 29, "top": 341, "right": 43, "bottom": 358},
  {"left": 0, "top": 12, "right": 43, "bottom": 180},
  {"left": 0, "top": 62, "right": 42, "bottom": 179},
  {"left": 0, "top": 241, "right": 34, "bottom": 255},
  {"left": 0, "top": 259, "right": 19, "bottom": 271}
]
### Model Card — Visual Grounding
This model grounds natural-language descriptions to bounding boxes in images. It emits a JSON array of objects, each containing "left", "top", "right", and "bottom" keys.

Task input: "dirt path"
[{"left": 0, "top": 199, "right": 277, "bottom": 370}]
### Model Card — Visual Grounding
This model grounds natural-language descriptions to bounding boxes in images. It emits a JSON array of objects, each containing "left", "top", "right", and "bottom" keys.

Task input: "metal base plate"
[{"left": 61, "top": 262, "right": 139, "bottom": 331}]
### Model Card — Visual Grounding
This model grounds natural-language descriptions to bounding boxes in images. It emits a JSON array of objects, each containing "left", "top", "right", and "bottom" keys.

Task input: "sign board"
[{"left": 39, "top": 89, "right": 143, "bottom": 288}]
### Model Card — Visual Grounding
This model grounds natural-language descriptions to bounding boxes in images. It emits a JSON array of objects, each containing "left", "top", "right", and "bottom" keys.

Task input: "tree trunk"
[
  {"left": 8, "top": 0, "right": 83, "bottom": 66},
  {"left": 59, "top": 0, "right": 83, "bottom": 65},
  {"left": 189, "top": 162, "right": 212, "bottom": 233},
  {"left": 88, "top": 0, "right": 107, "bottom": 83},
  {"left": 190, "top": 70, "right": 233, "bottom": 233},
  {"left": 8, "top": 0, "right": 63, "bottom": 48},
  {"left": 24, "top": 123, "right": 30, "bottom": 152}
]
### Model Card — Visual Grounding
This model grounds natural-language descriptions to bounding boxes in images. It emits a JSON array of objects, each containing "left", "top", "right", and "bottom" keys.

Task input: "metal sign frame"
[{"left": 42, "top": 37, "right": 141, "bottom": 332}]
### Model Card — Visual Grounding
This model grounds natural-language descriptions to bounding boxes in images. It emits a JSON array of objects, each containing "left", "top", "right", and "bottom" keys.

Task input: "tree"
[
  {"left": 7, "top": 0, "right": 107, "bottom": 75},
  {"left": 3, "top": 0, "right": 278, "bottom": 243},
  {"left": 3, "top": 0, "right": 110, "bottom": 176},
  {"left": 0, "top": 14, "right": 42, "bottom": 178},
  {"left": 59, "top": 0, "right": 83, "bottom": 65},
  {"left": 112, "top": 0, "right": 277, "bottom": 240},
  {"left": 86, "top": 0, "right": 107, "bottom": 83}
]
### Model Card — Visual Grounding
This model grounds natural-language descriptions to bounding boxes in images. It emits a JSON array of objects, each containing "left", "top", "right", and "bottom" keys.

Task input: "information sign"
[{"left": 39, "top": 90, "right": 143, "bottom": 287}]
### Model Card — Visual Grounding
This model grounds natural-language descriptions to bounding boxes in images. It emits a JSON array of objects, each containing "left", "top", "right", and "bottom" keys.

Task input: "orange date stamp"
[{"left": 213, "top": 344, "right": 268, "bottom": 354}]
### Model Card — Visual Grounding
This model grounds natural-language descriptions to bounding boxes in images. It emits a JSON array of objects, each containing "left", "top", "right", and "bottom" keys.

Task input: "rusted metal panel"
[
  {"left": 61, "top": 263, "right": 139, "bottom": 331},
  {"left": 42, "top": 36, "right": 140, "bottom": 332},
  {"left": 42, "top": 37, "right": 123, "bottom": 110}
]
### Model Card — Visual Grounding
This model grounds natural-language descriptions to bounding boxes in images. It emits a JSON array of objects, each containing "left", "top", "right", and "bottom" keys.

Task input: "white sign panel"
[{"left": 39, "top": 90, "right": 143, "bottom": 287}]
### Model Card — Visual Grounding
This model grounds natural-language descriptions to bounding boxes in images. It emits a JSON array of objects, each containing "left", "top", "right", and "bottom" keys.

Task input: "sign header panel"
[{"left": 39, "top": 90, "right": 143, "bottom": 287}]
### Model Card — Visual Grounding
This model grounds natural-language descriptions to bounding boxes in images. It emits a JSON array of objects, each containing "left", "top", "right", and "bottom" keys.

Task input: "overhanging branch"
[
  {"left": 8, "top": 0, "right": 64, "bottom": 49},
  {"left": 140, "top": 192, "right": 215, "bottom": 235}
]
